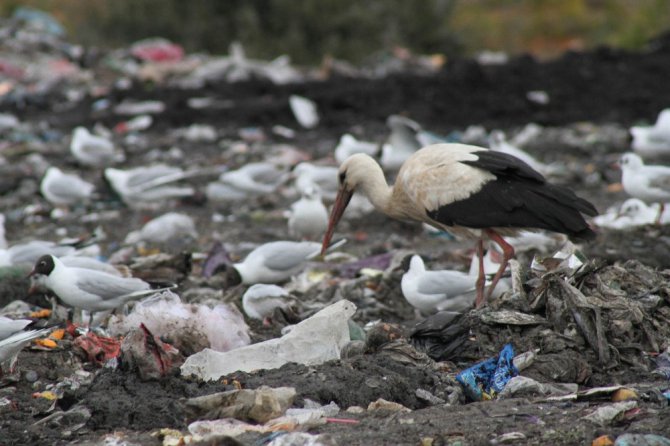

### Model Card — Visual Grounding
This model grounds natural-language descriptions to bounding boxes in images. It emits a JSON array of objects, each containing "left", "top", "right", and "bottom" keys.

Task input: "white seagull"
[
  {"left": 631, "top": 109, "right": 670, "bottom": 158},
  {"left": 40, "top": 167, "right": 96, "bottom": 206},
  {"left": 401, "top": 255, "right": 478, "bottom": 313},
  {"left": 70, "top": 126, "right": 125, "bottom": 167},
  {"left": 125, "top": 212, "right": 198, "bottom": 244},
  {"left": 207, "top": 162, "right": 289, "bottom": 202},
  {"left": 28, "top": 254, "right": 171, "bottom": 313},
  {"left": 593, "top": 198, "right": 664, "bottom": 229},
  {"left": 619, "top": 152, "right": 670, "bottom": 221},
  {"left": 292, "top": 162, "right": 339, "bottom": 202},
  {"left": 488, "top": 130, "right": 551, "bottom": 176},
  {"left": 287, "top": 185, "right": 329, "bottom": 240},
  {"left": 334, "top": 134, "right": 379, "bottom": 164},
  {"left": 0, "top": 240, "right": 78, "bottom": 267},
  {"left": 104, "top": 164, "right": 196, "bottom": 205},
  {"left": 0, "top": 325, "right": 53, "bottom": 375},
  {"left": 381, "top": 115, "right": 445, "bottom": 171},
  {"left": 242, "top": 283, "right": 292, "bottom": 323},
  {"left": 0, "top": 316, "right": 32, "bottom": 340},
  {"left": 229, "top": 240, "right": 334, "bottom": 285}
]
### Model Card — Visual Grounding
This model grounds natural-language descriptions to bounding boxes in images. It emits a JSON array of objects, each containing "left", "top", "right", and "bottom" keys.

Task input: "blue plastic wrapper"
[{"left": 456, "top": 343, "right": 518, "bottom": 401}]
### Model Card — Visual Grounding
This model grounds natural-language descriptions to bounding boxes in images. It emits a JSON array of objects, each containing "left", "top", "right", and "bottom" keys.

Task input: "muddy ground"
[{"left": 2, "top": 34, "right": 670, "bottom": 446}]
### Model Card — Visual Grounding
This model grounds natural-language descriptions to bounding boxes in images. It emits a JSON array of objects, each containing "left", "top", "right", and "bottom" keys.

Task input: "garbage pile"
[{"left": 1, "top": 7, "right": 670, "bottom": 446}]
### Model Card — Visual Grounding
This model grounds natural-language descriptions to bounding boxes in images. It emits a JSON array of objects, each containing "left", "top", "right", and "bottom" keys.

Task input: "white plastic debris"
[
  {"left": 289, "top": 95, "right": 319, "bottom": 129},
  {"left": 181, "top": 300, "right": 356, "bottom": 380},
  {"left": 584, "top": 400, "right": 637, "bottom": 426},
  {"left": 108, "top": 291, "right": 250, "bottom": 354}
]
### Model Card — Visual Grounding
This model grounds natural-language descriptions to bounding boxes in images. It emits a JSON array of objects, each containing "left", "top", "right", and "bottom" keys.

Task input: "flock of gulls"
[{"left": 2, "top": 104, "right": 670, "bottom": 374}]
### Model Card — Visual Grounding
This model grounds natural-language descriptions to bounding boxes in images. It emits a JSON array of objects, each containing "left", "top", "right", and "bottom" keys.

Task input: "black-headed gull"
[
  {"left": 70, "top": 126, "right": 125, "bottom": 167},
  {"left": 287, "top": 185, "right": 328, "bottom": 240},
  {"left": 334, "top": 134, "right": 379, "bottom": 164},
  {"left": 631, "top": 109, "right": 670, "bottom": 158},
  {"left": 242, "top": 283, "right": 294, "bottom": 324},
  {"left": 619, "top": 152, "right": 670, "bottom": 221},
  {"left": 400, "top": 255, "right": 477, "bottom": 313},
  {"left": 40, "top": 166, "right": 95, "bottom": 206},
  {"left": 104, "top": 164, "right": 196, "bottom": 205},
  {"left": 28, "top": 254, "right": 171, "bottom": 313}
]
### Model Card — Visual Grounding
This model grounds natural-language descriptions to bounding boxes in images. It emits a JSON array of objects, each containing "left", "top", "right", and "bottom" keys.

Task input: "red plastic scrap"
[
  {"left": 130, "top": 41, "right": 184, "bottom": 62},
  {"left": 73, "top": 332, "right": 121, "bottom": 366},
  {"left": 140, "top": 323, "right": 179, "bottom": 377}
]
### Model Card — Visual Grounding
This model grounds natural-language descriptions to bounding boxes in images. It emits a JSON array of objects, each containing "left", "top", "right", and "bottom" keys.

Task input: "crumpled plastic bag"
[{"left": 456, "top": 343, "right": 518, "bottom": 401}]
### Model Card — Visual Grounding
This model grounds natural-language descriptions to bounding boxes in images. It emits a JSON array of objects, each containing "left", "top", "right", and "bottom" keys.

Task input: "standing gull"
[
  {"left": 40, "top": 167, "right": 95, "bottom": 206},
  {"left": 70, "top": 126, "right": 125, "bottom": 167},
  {"left": 29, "top": 255, "right": 172, "bottom": 314},
  {"left": 619, "top": 153, "right": 670, "bottom": 222},
  {"left": 321, "top": 144, "right": 597, "bottom": 307},
  {"left": 401, "top": 255, "right": 478, "bottom": 313},
  {"left": 287, "top": 185, "right": 329, "bottom": 240}
]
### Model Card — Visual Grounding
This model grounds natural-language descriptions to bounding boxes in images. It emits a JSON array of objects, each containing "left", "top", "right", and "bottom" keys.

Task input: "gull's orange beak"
[{"left": 321, "top": 186, "right": 353, "bottom": 255}]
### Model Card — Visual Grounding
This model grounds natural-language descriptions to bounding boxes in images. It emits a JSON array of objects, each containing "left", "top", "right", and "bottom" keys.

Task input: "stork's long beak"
[
  {"left": 27, "top": 268, "right": 37, "bottom": 279},
  {"left": 321, "top": 187, "right": 353, "bottom": 255}
]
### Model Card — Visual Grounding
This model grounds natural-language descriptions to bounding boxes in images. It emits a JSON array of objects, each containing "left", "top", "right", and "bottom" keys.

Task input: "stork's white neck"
[{"left": 354, "top": 161, "right": 393, "bottom": 216}]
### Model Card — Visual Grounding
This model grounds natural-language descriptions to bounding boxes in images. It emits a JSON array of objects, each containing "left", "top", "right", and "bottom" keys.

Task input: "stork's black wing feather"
[
  {"left": 461, "top": 150, "right": 546, "bottom": 183},
  {"left": 427, "top": 150, "right": 598, "bottom": 241}
]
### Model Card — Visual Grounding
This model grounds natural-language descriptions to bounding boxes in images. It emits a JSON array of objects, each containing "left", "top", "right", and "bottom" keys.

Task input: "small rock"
[{"left": 24, "top": 370, "right": 38, "bottom": 383}]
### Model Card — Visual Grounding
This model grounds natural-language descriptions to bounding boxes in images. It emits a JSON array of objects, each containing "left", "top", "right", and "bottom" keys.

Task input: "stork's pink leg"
[
  {"left": 655, "top": 203, "right": 665, "bottom": 226},
  {"left": 484, "top": 229, "right": 515, "bottom": 300},
  {"left": 474, "top": 238, "right": 486, "bottom": 308}
]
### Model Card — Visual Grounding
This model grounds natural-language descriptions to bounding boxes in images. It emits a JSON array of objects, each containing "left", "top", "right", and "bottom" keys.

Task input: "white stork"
[{"left": 321, "top": 143, "right": 597, "bottom": 307}]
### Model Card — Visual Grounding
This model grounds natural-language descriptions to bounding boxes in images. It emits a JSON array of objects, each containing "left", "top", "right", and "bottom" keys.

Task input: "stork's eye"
[
  {"left": 39, "top": 261, "right": 46, "bottom": 267},
  {"left": 338, "top": 171, "right": 346, "bottom": 184}
]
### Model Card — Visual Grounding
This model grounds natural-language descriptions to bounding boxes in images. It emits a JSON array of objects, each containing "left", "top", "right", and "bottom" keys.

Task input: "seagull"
[
  {"left": 631, "top": 109, "right": 670, "bottom": 158},
  {"left": 619, "top": 152, "right": 670, "bottom": 222},
  {"left": 334, "top": 134, "right": 379, "bottom": 164},
  {"left": 381, "top": 115, "right": 446, "bottom": 171},
  {"left": 401, "top": 255, "right": 478, "bottom": 313},
  {"left": 321, "top": 144, "right": 596, "bottom": 307},
  {"left": 207, "top": 162, "right": 289, "bottom": 202},
  {"left": 0, "top": 326, "right": 53, "bottom": 375},
  {"left": 287, "top": 185, "right": 329, "bottom": 240},
  {"left": 104, "top": 164, "right": 196, "bottom": 205},
  {"left": 125, "top": 212, "right": 198, "bottom": 244},
  {"left": 592, "top": 198, "right": 663, "bottom": 229},
  {"left": 70, "top": 126, "right": 125, "bottom": 167},
  {"left": 380, "top": 115, "right": 422, "bottom": 170},
  {"left": 0, "top": 240, "right": 78, "bottom": 267},
  {"left": 242, "top": 284, "right": 294, "bottom": 324},
  {"left": 227, "top": 240, "right": 343, "bottom": 285},
  {"left": 40, "top": 166, "right": 95, "bottom": 206},
  {"left": 292, "top": 162, "right": 339, "bottom": 201},
  {"left": 0, "top": 316, "right": 32, "bottom": 340},
  {"left": 28, "top": 254, "right": 172, "bottom": 313},
  {"left": 488, "top": 130, "right": 551, "bottom": 176}
]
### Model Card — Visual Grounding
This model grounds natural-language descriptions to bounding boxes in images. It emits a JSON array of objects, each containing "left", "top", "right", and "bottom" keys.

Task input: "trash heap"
[{"left": 1, "top": 7, "right": 670, "bottom": 446}]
